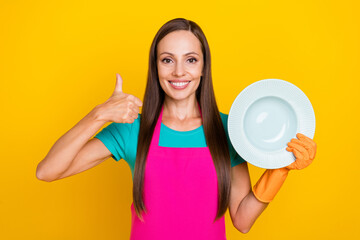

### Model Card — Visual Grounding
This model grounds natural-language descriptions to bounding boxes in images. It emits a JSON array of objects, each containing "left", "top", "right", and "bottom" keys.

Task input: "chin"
[{"left": 165, "top": 91, "right": 197, "bottom": 101}]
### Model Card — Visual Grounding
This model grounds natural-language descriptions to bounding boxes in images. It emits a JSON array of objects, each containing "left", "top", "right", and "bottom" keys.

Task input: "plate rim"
[{"left": 228, "top": 78, "right": 316, "bottom": 169}]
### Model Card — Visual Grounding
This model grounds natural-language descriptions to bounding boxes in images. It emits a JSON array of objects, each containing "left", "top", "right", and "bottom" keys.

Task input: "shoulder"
[{"left": 219, "top": 111, "right": 228, "bottom": 118}]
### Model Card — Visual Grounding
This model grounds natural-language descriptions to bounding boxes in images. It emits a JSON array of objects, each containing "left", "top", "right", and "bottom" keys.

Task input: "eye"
[
  {"left": 161, "top": 58, "right": 172, "bottom": 63},
  {"left": 188, "top": 57, "right": 197, "bottom": 63},
  {"left": 161, "top": 57, "right": 198, "bottom": 64}
]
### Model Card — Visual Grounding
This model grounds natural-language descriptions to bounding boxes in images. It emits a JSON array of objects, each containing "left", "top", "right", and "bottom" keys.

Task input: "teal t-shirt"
[{"left": 93, "top": 112, "right": 245, "bottom": 179}]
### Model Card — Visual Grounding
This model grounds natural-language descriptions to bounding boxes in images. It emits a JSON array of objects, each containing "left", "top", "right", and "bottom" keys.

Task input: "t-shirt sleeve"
[
  {"left": 229, "top": 144, "right": 246, "bottom": 168},
  {"left": 220, "top": 112, "right": 246, "bottom": 168},
  {"left": 93, "top": 122, "right": 132, "bottom": 161}
]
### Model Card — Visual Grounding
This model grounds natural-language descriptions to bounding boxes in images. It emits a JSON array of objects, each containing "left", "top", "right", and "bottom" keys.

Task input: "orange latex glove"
[{"left": 252, "top": 133, "right": 317, "bottom": 203}]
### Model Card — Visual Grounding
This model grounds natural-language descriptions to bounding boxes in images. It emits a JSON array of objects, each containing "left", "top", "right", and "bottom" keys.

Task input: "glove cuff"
[{"left": 252, "top": 168, "right": 290, "bottom": 203}]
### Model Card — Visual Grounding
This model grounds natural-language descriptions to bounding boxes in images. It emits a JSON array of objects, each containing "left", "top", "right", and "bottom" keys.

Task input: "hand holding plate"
[
  {"left": 252, "top": 133, "right": 318, "bottom": 203},
  {"left": 285, "top": 133, "right": 317, "bottom": 170}
]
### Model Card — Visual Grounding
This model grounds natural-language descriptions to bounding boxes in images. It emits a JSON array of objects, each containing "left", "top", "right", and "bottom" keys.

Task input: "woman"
[{"left": 36, "top": 18, "right": 317, "bottom": 239}]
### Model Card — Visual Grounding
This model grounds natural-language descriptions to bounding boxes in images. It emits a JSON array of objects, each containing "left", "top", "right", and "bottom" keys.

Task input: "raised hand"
[{"left": 96, "top": 73, "right": 143, "bottom": 123}]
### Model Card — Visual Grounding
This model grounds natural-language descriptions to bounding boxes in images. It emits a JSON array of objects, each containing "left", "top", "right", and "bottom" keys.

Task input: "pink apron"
[{"left": 130, "top": 103, "right": 226, "bottom": 240}]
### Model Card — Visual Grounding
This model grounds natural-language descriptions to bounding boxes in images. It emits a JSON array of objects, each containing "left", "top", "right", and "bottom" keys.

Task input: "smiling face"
[{"left": 157, "top": 30, "right": 204, "bottom": 102}]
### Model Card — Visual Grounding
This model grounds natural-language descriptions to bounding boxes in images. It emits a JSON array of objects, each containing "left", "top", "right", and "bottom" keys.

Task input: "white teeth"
[{"left": 170, "top": 81, "right": 190, "bottom": 87}]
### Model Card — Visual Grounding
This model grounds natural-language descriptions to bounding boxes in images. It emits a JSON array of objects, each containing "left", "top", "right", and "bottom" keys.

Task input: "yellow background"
[{"left": 1, "top": 0, "right": 359, "bottom": 239}]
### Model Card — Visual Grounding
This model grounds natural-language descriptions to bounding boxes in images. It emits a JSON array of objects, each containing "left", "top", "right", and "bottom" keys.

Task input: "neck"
[{"left": 162, "top": 95, "right": 200, "bottom": 121}]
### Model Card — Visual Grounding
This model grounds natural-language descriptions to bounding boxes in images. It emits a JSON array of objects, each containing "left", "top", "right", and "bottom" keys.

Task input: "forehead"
[{"left": 157, "top": 30, "right": 202, "bottom": 56}]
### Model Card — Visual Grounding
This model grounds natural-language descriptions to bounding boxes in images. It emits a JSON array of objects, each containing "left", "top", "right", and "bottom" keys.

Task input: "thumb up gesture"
[{"left": 96, "top": 73, "right": 143, "bottom": 123}]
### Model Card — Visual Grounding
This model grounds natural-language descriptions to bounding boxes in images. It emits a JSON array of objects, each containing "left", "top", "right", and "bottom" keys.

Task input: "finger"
[
  {"left": 292, "top": 138, "right": 316, "bottom": 160},
  {"left": 296, "top": 132, "right": 310, "bottom": 140},
  {"left": 297, "top": 133, "right": 316, "bottom": 148},
  {"left": 286, "top": 147, "right": 293, "bottom": 152},
  {"left": 127, "top": 94, "right": 142, "bottom": 107},
  {"left": 287, "top": 142, "right": 309, "bottom": 160},
  {"left": 288, "top": 142, "right": 309, "bottom": 159},
  {"left": 292, "top": 149, "right": 309, "bottom": 169},
  {"left": 131, "top": 109, "right": 139, "bottom": 119},
  {"left": 291, "top": 138, "right": 311, "bottom": 148},
  {"left": 113, "top": 73, "right": 123, "bottom": 94},
  {"left": 133, "top": 96, "right": 143, "bottom": 107},
  {"left": 309, "top": 146, "right": 316, "bottom": 160},
  {"left": 303, "top": 139, "right": 316, "bottom": 159},
  {"left": 296, "top": 133, "right": 317, "bottom": 159},
  {"left": 287, "top": 142, "right": 305, "bottom": 152},
  {"left": 291, "top": 147, "right": 304, "bottom": 161},
  {"left": 131, "top": 105, "right": 140, "bottom": 114},
  {"left": 128, "top": 108, "right": 139, "bottom": 119}
]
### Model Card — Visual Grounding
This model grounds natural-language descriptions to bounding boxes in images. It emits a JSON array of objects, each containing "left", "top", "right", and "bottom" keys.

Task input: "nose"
[{"left": 173, "top": 62, "right": 186, "bottom": 77}]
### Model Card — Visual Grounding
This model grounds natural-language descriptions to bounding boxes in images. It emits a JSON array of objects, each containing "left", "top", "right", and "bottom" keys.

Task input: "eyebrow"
[{"left": 159, "top": 51, "right": 199, "bottom": 56}]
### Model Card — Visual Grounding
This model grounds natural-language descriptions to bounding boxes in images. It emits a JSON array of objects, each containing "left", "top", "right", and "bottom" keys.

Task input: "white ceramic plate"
[{"left": 228, "top": 79, "right": 316, "bottom": 169}]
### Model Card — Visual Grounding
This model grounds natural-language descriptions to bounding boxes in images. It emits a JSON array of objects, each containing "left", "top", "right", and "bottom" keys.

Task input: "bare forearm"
[
  {"left": 234, "top": 190, "right": 269, "bottom": 233},
  {"left": 36, "top": 105, "right": 106, "bottom": 181}
]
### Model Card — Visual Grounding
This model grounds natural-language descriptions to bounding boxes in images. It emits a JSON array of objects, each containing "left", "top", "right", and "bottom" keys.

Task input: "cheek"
[
  {"left": 158, "top": 79, "right": 168, "bottom": 93},
  {"left": 193, "top": 79, "right": 201, "bottom": 89},
  {"left": 190, "top": 65, "right": 203, "bottom": 77},
  {"left": 157, "top": 66, "right": 170, "bottom": 79},
  {"left": 190, "top": 70, "right": 202, "bottom": 79}
]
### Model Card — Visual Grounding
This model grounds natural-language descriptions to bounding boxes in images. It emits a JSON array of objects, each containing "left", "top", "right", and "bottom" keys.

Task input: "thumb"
[{"left": 113, "top": 73, "right": 123, "bottom": 94}]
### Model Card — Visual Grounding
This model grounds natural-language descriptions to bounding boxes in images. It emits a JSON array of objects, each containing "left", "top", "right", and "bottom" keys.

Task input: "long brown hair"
[{"left": 133, "top": 18, "right": 231, "bottom": 222}]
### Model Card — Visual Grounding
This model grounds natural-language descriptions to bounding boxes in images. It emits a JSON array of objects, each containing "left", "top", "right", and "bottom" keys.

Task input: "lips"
[{"left": 168, "top": 80, "right": 191, "bottom": 82}]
